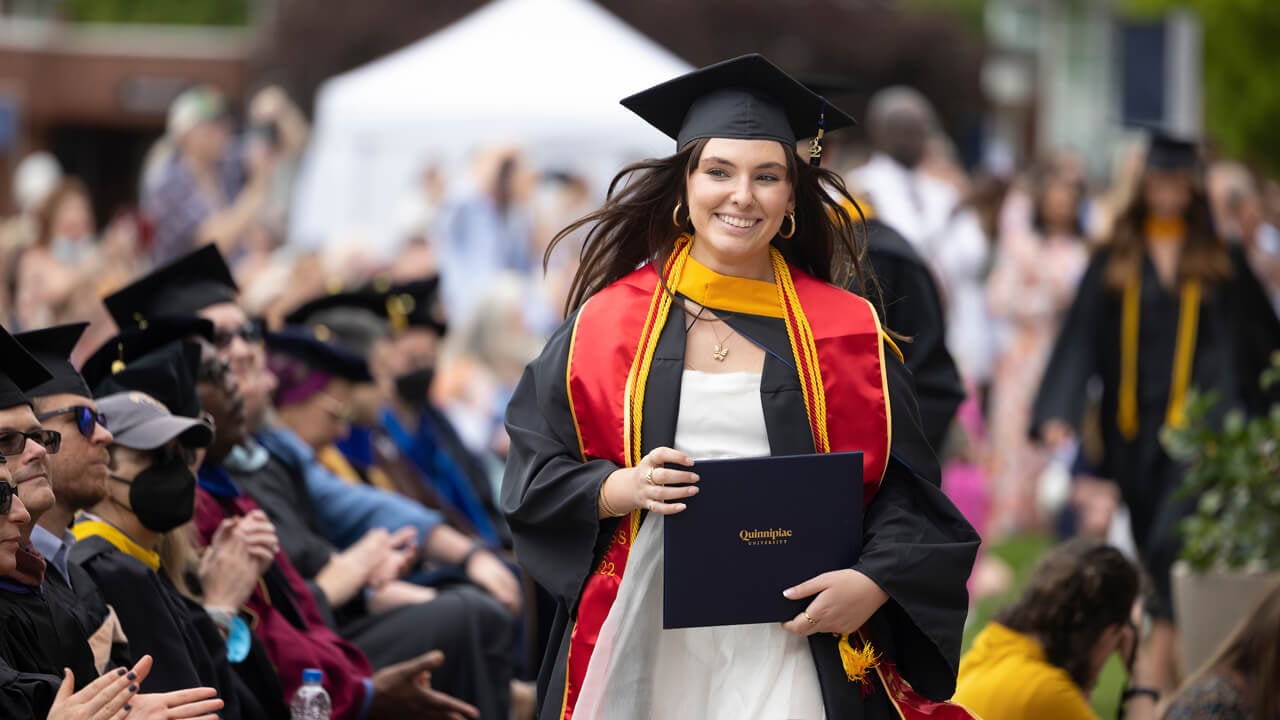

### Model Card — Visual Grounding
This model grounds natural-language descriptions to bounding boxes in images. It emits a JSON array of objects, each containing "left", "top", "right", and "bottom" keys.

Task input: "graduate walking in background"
[{"left": 1032, "top": 132, "right": 1280, "bottom": 696}]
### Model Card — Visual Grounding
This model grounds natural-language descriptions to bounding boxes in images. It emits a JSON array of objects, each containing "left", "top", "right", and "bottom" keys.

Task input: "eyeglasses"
[
  {"left": 0, "top": 429, "right": 62, "bottom": 457},
  {"left": 316, "top": 393, "right": 353, "bottom": 424},
  {"left": 213, "top": 322, "right": 263, "bottom": 350},
  {"left": 0, "top": 482, "right": 15, "bottom": 514},
  {"left": 36, "top": 406, "right": 106, "bottom": 439}
]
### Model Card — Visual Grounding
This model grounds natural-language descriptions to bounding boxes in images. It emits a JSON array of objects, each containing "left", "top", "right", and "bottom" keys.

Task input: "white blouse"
[{"left": 573, "top": 370, "right": 826, "bottom": 719}]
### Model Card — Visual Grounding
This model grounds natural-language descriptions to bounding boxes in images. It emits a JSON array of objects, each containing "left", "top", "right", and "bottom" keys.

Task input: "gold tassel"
[{"left": 838, "top": 633, "right": 879, "bottom": 685}]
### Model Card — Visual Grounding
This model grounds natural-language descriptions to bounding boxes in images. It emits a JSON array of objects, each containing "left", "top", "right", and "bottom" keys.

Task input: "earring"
[
  {"left": 779, "top": 212, "right": 796, "bottom": 239},
  {"left": 672, "top": 201, "right": 686, "bottom": 229}
]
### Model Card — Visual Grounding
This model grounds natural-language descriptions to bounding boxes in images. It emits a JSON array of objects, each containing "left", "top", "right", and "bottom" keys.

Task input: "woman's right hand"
[{"left": 599, "top": 447, "right": 699, "bottom": 518}]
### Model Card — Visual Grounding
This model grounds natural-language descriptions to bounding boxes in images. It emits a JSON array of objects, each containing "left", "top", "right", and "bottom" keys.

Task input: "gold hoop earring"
[
  {"left": 779, "top": 212, "right": 796, "bottom": 239},
  {"left": 672, "top": 201, "right": 686, "bottom": 229}
]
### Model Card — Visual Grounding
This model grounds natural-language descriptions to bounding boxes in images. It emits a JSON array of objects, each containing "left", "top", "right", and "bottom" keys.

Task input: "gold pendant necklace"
[{"left": 711, "top": 323, "right": 735, "bottom": 362}]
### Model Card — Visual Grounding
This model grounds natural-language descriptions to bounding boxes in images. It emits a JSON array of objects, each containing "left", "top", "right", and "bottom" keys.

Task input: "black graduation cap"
[
  {"left": 264, "top": 326, "right": 373, "bottom": 383},
  {"left": 15, "top": 322, "right": 91, "bottom": 400},
  {"left": 1145, "top": 131, "right": 1200, "bottom": 171},
  {"left": 80, "top": 316, "right": 216, "bottom": 391},
  {"left": 0, "top": 325, "right": 53, "bottom": 409},
  {"left": 284, "top": 276, "right": 447, "bottom": 341},
  {"left": 621, "top": 54, "right": 858, "bottom": 166},
  {"left": 94, "top": 340, "right": 206, "bottom": 421},
  {"left": 102, "top": 244, "right": 238, "bottom": 330}
]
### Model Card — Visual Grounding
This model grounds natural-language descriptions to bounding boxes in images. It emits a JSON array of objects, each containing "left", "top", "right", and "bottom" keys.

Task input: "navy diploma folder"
[{"left": 662, "top": 451, "right": 864, "bottom": 629}]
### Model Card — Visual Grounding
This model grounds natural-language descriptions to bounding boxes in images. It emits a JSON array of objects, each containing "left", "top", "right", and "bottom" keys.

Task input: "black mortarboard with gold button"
[
  {"left": 621, "top": 53, "right": 858, "bottom": 167},
  {"left": 102, "top": 243, "right": 238, "bottom": 330},
  {"left": 80, "top": 316, "right": 216, "bottom": 391},
  {"left": 265, "top": 326, "right": 373, "bottom": 383},
  {"left": 0, "top": 325, "right": 53, "bottom": 409},
  {"left": 1145, "top": 130, "right": 1200, "bottom": 171},
  {"left": 287, "top": 277, "right": 448, "bottom": 339},
  {"left": 94, "top": 340, "right": 209, "bottom": 426},
  {"left": 15, "top": 322, "right": 92, "bottom": 399}
]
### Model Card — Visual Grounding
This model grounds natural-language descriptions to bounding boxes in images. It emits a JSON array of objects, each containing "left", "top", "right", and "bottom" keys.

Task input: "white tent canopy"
[{"left": 288, "top": 0, "right": 691, "bottom": 255}]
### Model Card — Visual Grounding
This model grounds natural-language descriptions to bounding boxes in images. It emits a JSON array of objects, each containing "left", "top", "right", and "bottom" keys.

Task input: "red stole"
[{"left": 560, "top": 257, "right": 896, "bottom": 718}]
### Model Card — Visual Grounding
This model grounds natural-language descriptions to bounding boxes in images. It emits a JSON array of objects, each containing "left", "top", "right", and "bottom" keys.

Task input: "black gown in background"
[
  {"left": 0, "top": 584, "right": 98, "bottom": 689},
  {"left": 1032, "top": 245, "right": 1280, "bottom": 615},
  {"left": 0, "top": 660, "right": 58, "bottom": 719},
  {"left": 856, "top": 217, "right": 966, "bottom": 452},
  {"left": 502, "top": 302, "right": 980, "bottom": 720}
]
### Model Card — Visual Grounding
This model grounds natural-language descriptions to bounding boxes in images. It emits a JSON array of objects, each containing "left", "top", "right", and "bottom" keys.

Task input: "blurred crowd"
[{"left": 0, "top": 77, "right": 1278, "bottom": 720}]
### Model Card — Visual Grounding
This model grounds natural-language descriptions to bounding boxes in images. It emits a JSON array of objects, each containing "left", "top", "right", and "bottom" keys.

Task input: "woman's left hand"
[{"left": 780, "top": 569, "right": 890, "bottom": 636}]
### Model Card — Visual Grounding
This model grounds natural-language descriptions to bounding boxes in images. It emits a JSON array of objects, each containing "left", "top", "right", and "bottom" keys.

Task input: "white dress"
[{"left": 573, "top": 370, "right": 826, "bottom": 720}]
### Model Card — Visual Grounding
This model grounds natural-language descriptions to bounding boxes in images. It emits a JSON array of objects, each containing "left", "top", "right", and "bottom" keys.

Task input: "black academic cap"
[
  {"left": 621, "top": 54, "right": 857, "bottom": 161},
  {"left": 15, "top": 322, "right": 92, "bottom": 400},
  {"left": 380, "top": 277, "right": 448, "bottom": 337},
  {"left": 0, "top": 326, "right": 53, "bottom": 409},
  {"left": 94, "top": 340, "right": 206, "bottom": 422},
  {"left": 283, "top": 288, "right": 389, "bottom": 327},
  {"left": 1145, "top": 131, "right": 1200, "bottom": 171},
  {"left": 80, "top": 316, "right": 216, "bottom": 391},
  {"left": 102, "top": 244, "right": 238, "bottom": 330},
  {"left": 264, "top": 326, "right": 373, "bottom": 383}
]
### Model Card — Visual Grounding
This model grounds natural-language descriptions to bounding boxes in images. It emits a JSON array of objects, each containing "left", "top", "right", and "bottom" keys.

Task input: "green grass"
[{"left": 963, "top": 534, "right": 1128, "bottom": 719}]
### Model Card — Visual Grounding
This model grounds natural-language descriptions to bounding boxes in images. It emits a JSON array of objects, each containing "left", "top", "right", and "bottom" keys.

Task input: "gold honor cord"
[{"left": 1118, "top": 273, "right": 1202, "bottom": 441}]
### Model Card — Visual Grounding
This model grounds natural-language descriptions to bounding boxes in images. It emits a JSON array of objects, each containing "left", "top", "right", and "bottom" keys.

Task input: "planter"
[{"left": 1171, "top": 561, "right": 1280, "bottom": 673}]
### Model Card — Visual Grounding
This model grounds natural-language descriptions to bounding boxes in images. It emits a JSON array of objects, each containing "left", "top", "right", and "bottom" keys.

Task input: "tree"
[{"left": 1127, "top": 0, "right": 1280, "bottom": 176}]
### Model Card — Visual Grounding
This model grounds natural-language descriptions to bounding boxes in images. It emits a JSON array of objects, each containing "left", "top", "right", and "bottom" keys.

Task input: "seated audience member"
[
  {"left": 952, "top": 539, "right": 1144, "bottom": 719},
  {"left": 1164, "top": 579, "right": 1280, "bottom": 720},
  {"left": 0, "top": 328, "right": 97, "bottom": 686},
  {"left": 16, "top": 323, "right": 129, "bottom": 673},
  {"left": 71, "top": 387, "right": 285, "bottom": 719}
]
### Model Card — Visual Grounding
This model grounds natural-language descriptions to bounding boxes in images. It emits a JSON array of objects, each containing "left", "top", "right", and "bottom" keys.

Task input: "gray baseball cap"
[{"left": 98, "top": 391, "right": 213, "bottom": 451}]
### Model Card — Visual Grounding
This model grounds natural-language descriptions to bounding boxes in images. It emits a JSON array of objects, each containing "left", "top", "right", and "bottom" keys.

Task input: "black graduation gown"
[
  {"left": 44, "top": 558, "right": 133, "bottom": 672},
  {"left": 0, "top": 583, "right": 98, "bottom": 690},
  {"left": 422, "top": 405, "right": 514, "bottom": 547},
  {"left": 1032, "top": 245, "right": 1280, "bottom": 614},
  {"left": 0, "top": 659, "right": 58, "bottom": 719},
  {"left": 231, "top": 454, "right": 515, "bottom": 719},
  {"left": 856, "top": 218, "right": 966, "bottom": 451},
  {"left": 69, "top": 534, "right": 285, "bottom": 720},
  {"left": 502, "top": 304, "right": 980, "bottom": 720}
]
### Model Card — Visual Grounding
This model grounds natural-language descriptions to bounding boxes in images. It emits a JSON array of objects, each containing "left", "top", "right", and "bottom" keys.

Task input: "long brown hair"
[
  {"left": 1103, "top": 171, "right": 1232, "bottom": 291},
  {"left": 547, "top": 139, "right": 870, "bottom": 315},
  {"left": 1167, "top": 579, "right": 1280, "bottom": 719},
  {"left": 994, "top": 538, "right": 1140, "bottom": 690}
]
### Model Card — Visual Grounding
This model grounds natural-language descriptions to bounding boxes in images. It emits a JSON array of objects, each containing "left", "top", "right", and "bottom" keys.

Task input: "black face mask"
[
  {"left": 111, "top": 458, "right": 197, "bottom": 533},
  {"left": 394, "top": 367, "right": 434, "bottom": 409}
]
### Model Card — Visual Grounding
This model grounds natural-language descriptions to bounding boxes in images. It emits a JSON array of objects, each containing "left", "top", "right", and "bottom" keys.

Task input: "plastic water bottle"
[{"left": 290, "top": 669, "right": 332, "bottom": 720}]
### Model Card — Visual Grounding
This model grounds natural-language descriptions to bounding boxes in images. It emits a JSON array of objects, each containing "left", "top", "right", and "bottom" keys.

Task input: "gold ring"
[
  {"left": 645, "top": 467, "right": 655, "bottom": 485},
  {"left": 804, "top": 612, "right": 817, "bottom": 625}
]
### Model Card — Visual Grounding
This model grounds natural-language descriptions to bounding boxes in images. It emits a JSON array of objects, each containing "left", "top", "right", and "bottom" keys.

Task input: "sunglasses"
[
  {"left": 0, "top": 481, "right": 15, "bottom": 514},
  {"left": 36, "top": 406, "right": 106, "bottom": 439},
  {"left": 213, "top": 322, "right": 263, "bottom": 350},
  {"left": 0, "top": 429, "right": 61, "bottom": 457}
]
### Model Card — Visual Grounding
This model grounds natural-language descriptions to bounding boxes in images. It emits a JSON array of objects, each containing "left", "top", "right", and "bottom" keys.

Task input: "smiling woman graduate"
[{"left": 501, "top": 54, "right": 981, "bottom": 720}]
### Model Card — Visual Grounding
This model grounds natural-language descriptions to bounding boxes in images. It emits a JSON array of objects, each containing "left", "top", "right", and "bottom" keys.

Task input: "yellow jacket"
[{"left": 951, "top": 622, "right": 1098, "bottom": 720}]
